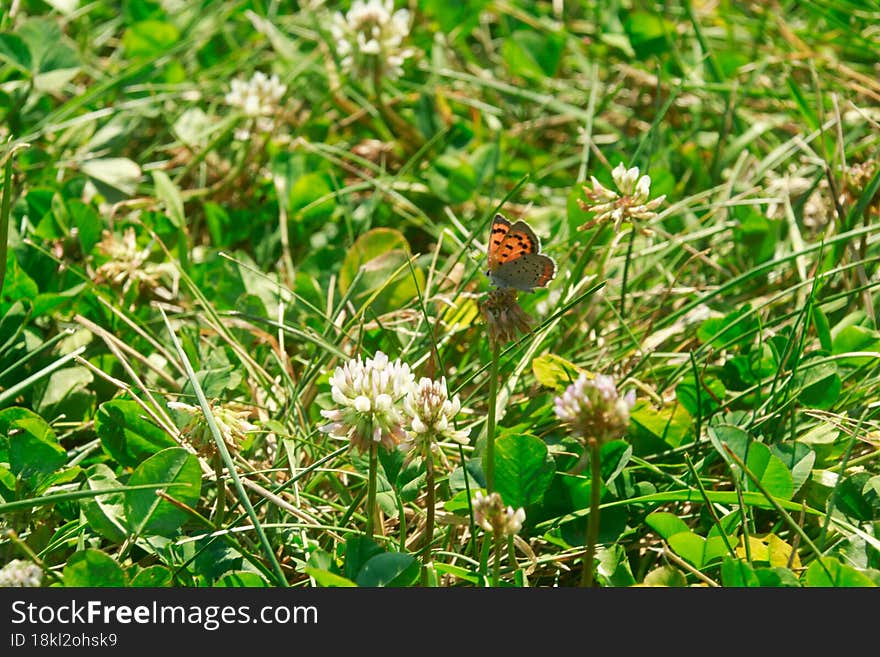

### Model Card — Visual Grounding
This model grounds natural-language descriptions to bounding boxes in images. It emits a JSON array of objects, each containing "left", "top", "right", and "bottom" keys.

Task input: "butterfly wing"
[
  {"left": 489, "top": 253, "right": 557, "bottom": 292},
  {"left": 487, "top": 214, "right": 512, "bottom": 271},
  {"left": 488, "top": 217, "right": 541, "bottom": 267}
]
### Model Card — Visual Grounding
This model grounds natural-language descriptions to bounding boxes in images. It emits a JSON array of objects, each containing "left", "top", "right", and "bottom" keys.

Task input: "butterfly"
[{"left": 485, "top": 213, "right": 556, "bottom": 292}]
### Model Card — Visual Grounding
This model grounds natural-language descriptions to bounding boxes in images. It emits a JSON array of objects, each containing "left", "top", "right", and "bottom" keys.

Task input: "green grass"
[{"left": 1, "top": 0, "right": 879, "bottom": 588}]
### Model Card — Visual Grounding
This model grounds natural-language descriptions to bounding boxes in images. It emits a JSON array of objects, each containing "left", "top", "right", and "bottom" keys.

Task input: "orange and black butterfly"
[{"left": 485, "top": 214, "right": 556, "bottom": 292}]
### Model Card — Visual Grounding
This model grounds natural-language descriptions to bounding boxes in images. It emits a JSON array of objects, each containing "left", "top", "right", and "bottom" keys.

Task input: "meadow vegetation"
[{"left": 1, "top": 0, "right": 879, "bottom": 588}]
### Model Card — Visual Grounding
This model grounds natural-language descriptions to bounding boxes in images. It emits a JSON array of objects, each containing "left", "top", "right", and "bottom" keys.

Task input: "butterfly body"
[{"left": 485, "top": 214, "right": 556, "bottom": 292}]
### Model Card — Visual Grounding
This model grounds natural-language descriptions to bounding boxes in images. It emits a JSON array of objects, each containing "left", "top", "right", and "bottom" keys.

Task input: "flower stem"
[
  {"left": 418, "top": 444, "right": 435, "bottom": 587},
  {"left": 212, "top": 450, "right": 226, "bottom": 527},
  {"left": 492, "top": 529, "right": 502, "bottom": 587},
  {"left": 422, "top": 447, "right": 436, "bottom": 568},
  {"left": 619, "top": 228, "right": 637, "bottom": 317},
  {"left": 366, "top": 441, "right": 379, "bottom": 539},
  {"left": 581, "top": 438, "right": 602, "bottom": 587},
  {"left": 486, "top": 339, "right": 501, "bottom": 492},
  {"left": 478, "top": 533, "right": 491, "bottom": 585}
]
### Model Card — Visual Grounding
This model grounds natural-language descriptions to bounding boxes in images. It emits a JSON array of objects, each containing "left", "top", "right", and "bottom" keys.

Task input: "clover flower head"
[
  {"left": 320, "top": 351, "right": 415, "bottom": 452},
  {"left": 93, "top": 228, "right": 178, "bottom": 298},
  {"left": 403, "top": 376, "right": 469, "bottom": 457},
  {"left": 479, "top": 288, "right": 533, "bottom": 345},
  {"left": 0, "top": 559, "right": 43, "bottom": 587},
  {"left": 330, "top": 0, "right": 414, "bottom": 80},
  {"left": 578, "top": 163, "right": 665, "bottom": 232},
  {"left": 225, "top": 71, "right": 287, "bottom": 140},
  {"left": 472, "top": 491, "right": 526, "bottom": 537},
  {"left": 554, "top": 373, "right": 635, "bottom": 444},
  {"left": 225, "top": 71, "right": 286, "bottom": 118},
  {"left": 168, "top": 399, "right": 258, "bottom": 456}
]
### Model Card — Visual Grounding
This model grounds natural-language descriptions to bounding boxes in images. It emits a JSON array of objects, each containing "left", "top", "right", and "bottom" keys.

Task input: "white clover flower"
[
  {"left": 320, "top": 351, "right": 415, "bottom": 452},
  {"left": 168, "top": 399, "right": 258, "bottom": 456},
  {"left": 0, "top": 559, "right": 43, "bottom": 587},
  {"left": 472, "top": 491, "right": 526, "bottom": 537},
  {"left": 330, "top": 0, "right": 414, "bottom": 81},
  {"left": 225, "top": 71, "right": 287, "bottom": 140},
  {"left": 225, "top": 71, "right": 286, "bottom": 117},
  {"left": 402, "top": 377, "right": 469, "bottom": 459},
  {"left": 578, "top": 163, "right": 665, "bottom": 232},
  {"left": 554, "top": 373, "right": 635, "bottom": 445},
  {"left": 93, "top": 228, "right": 178, "bottom": 299}
]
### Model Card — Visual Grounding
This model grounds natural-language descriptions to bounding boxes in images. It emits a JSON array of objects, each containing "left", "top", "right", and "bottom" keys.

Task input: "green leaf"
[
  {"left": 836, "top": 473, "right": 880, "bottom": 522},
  {"left": 643, "top": 565, "right": 687, "bottom": 587},
  {"left": 122, "top": 20, "right": 180, "bottom": 58},
  {"left": 667, "top": 531, "right": 705, "bottom": 567},
  {"left": 0, "top": 253, "right": 39, "bottom": 310},
  {"left": 339, "top": 228, "right": 410, "bottom": 292},
  {"left": 832, "top": 325, "right": 880, "bottom": 367},
  {"left": 34, "top": 67, "right": 80, "bottom": 95},
  {"left": 63, "top": 549, "right": 127, "bottom": 587},
  {"left": 32, "top": 284, "right": 88, "bottom": 319},
  {"left": 95, "top": 400, "right": 177, "bottom": 468},
  {"left": 675, "top": 374, "right": 725, "bottom": 418},
  {"left": 502, "top": 29, "right": 565, "bottom": 79},
  {"left": 704, "top": 536, "right": 732, "bottom": 565},
  {"left": 0, "top": 407, "right": 56, "bottom": 442},
  {"left": 645, "top": 511, "right": 691, "bottom": 540},
  {"left": 769, "top": 443, "right": 815, "bottom": 496},
  {"left": 33, "top": 365, "right": 93, "bottom": 417},
  {"left": 444, "top": 488, "right": 474, "bottom": 514},
  {"left": 2, "top": 408, "right": 66, "bottom": 489},
  {"left": 630, "top": 400, "right": 693, "bottom": 452},
  {"left": 288, "top": 173, "right": 335, "bottom": 223},
  {"left": 804, "top": 558, "right": 876, "bottom": 587},
  {"left": 424, "top": 154, "right": 477, "bottom": 203},
  {"left": 448, "top": 457, "right": 484, "bottom": 495},
  {"left": 811, "top": 305, "right": 832, "bottom": 352},
  {"left": 0, "top": 33, "right": 32, "bottom": 73},
  {"left": 721, "top": 557, "right": 761, "bottom": 587},
  {"left": 755, "top": 567, "right": 801, "bottom": 587},
  {"left": 667, "top": 532, "right": 728, "bottom": 569},
  {"left": 600, "top": 439, "right": 632, "bottom": 487},
  {"left": 708, "top": 425, "right": 794, "bottom": 500},
  {"left": 494, "top": 434, "right": 555, "bottom": 509},
  {"left": 596, "top": 544, "right": 636, "bottom": 587},
  {"left": 697, "top": 306, "right": 755, "bottom": 349},
  {"left": 216, "top": 572, "right": 270, "bottom": 587},
  {"left": 18, "top": 18, "right": 79, "bottom": 73},
  {"left": 343, "top": 536, "right": 383, "bottom": 582},
  {"left": 0, "top": 465, "right": 15, "bottom": 499},
  {"left": 38, "top": 466, "right": 81, "bottom": 493},
  {"left": 793, "top": 359, "right": 840, "bottom": 409},
  {"left": 80, "top": 158, "right": 142, "bottom": 197},
  {"left": 66, "top": 200, "right": 103, "bottom": 255},
  {"left": 130, "top": 565, "right": 173, "bottom": 587},
  {"left": 398, "top": 459, "right": 427, "bottom": 504},
  {"left": 124, "top": 447, "right": 201, "bottom": 537},
  {"left": 355, "top": 552, "right": 419, "bottom": 587},
  {"left": 193, "top": 541, "right": 243, "bottom": 581},
  {"left": 304, "top": 568, "right": 357, "bottom": 587},
  {"left": 79, "top": 464, "right": 128, "bottom": 543},
  {"left": 337, "top": 228, "right": 422, "bottom": 316},
  {"left": 531, "top": 353, "right": 582, "bottom": 389},
  {"left": 10, "top": 18, "right": 80, "bottom": 91},
  {"left": 624, "top": 11, "right": 671, "bottom": 57},
  {"left": 153, "top": 170, "right": 185, "bottom": 228},
  {"left": 421, "top": 0, "right": 488, "bottom": 37}
]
